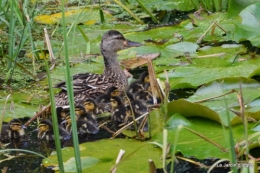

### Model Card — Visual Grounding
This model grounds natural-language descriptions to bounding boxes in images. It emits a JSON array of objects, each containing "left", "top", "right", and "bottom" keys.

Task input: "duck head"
[
  {"left": 9, "top": 119, "right": 23, "bottom": 132},
  {"left": 101, "top": 30, "right": 142, "bottom": 53},
  {"left": 83, "top": 99, "right": 96, "bottom": 112}
]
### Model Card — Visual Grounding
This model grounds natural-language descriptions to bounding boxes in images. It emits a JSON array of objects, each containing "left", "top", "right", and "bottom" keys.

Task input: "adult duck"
[{"left": 55, "top": 30, "right": 142, "bottom": 106}]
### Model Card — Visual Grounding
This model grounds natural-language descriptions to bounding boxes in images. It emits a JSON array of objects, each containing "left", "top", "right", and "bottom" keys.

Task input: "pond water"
[{"left": 0, "top": 85, "right": 195, "bottom": 173}]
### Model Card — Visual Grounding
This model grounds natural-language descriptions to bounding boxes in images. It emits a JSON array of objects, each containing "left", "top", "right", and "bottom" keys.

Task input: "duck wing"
[
  {"left": 54, "top": 73, "right": 118, "bottom": 106},
  {"left": 54, "top": 73, "right": 114, "bottom": 94}
]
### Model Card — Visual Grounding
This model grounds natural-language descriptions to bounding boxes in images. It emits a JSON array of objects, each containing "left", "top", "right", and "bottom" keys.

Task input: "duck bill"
[{"left": 124, "top": 40, "right": 143, "bottom": 47}]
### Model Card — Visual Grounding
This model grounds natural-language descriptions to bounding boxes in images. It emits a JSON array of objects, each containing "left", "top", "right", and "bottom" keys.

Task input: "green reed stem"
[
  {"left": 170, "top": 125, "right": 182, "bottom": 173},
  {"left": 222, "top": 0, "right": 228, "bottom": 11},
  {"left": 61, "top": 1, "right": 82, "bottom": 172},
  {"left": 213, "top": 0, "right": 221, "bottom": 12},
  {"left": 224, "top": 97, "right": 237, "bottom": 173},
  {"left": 113, "top": 0, "right": 144, "bottom": 24},
  {"left": 44, "top": 58, "right": 65, "bottom": 172},
  {"left": 135, "top": 0, "right": 158, "bottom": 23},
  {"left": 0, "top": 149, "right": 46, "bottom": 158},
  {"left": 7, "top": 0, "right": 16, "bottom": 70}
]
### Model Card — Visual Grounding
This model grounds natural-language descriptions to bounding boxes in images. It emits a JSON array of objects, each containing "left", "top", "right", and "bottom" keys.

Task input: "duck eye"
[{"left": 39, "top": 124, "right": 46, "bottom": 128}]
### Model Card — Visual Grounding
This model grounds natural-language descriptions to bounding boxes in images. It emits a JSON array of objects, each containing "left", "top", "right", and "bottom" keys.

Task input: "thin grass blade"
[
  {"left": 135, "top": 0, "right": 158, "bottom": 23},
  {"left": 113, "top": 0, "right": 144, "bottom": 24},
  {"left": 44, "top": 56, "right": 65, "bottom": 172},
  {"left": 61, "top": 0, "right": 82, "bottom": 172}
]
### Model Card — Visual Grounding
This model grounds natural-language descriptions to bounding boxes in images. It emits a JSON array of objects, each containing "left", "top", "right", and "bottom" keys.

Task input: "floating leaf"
[
  {"left": 34, "top": 7, "right": 115, "bottom": 25},
  {"left": 43, "top": 139, "right": 162, "bottom": 172},
  {"left": 168, "top": 77, "right": 260, "bottom": 126},
  {"left": 153, "top": 113, "right": 257, "bottom": 158},
  {"left": 166, "top": 42, "right": 199, "bottom": 53}
]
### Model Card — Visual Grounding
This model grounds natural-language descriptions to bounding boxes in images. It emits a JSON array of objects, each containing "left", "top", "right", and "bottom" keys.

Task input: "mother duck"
[{"left": 55, "top": 30, "right": 142, "bottom": 106}]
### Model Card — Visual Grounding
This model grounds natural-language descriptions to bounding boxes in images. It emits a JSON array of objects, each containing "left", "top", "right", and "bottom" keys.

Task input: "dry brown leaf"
[{"left": 120, "top": 53, "right": 160, "bottom": 70}]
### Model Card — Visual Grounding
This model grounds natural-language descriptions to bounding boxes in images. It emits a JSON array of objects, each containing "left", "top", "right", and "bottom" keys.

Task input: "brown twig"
[
  {"left": 23, "top": 103, "right": 51, "bottom": 127},
  {"left": 196, "top": 22, "right": 216, "bottom": 44},
  {"left": 147, "top": 57, "right": 164, "bottom": 104},
  {"left": 183, "top": 126, "right": 228, "bottom": 152},
  {"left": 148, "top": 159, "right": 157, "bottom": 173},
  {"left": 197, "top": 53, "right": 226, "bottom": 58},
  {"left": 194, "top": 89, "right": 236, "bottom": 103},
  {"left": 111, "top": 112, "right": 149, "bottom": 139}
]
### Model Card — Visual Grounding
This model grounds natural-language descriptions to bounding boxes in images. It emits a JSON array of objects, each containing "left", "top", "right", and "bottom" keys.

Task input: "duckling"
[
  {"left": 37, "top": 119, "right": 71, "bottom": 141},
  {"left": 134, "top": 83, "right": 153, "bottom": 105},
  {"left": 77, "top": 119, "right": 99, "bottom": 135},
  {"left": 123, "top": 92, "right": 148, "bottom": 131},
  {"left": 96, "top": 86, "right": 121, "bottom": 103},
  {"left": 64, "top": 112, "right": 99, "bottom": 135},
  {"left": 127, "top": 71, "right": 150, "bottom": 94},
  {"left": 0, "top": 119, "right": 25, "bottom": 143},
  {"left": 123, "top": 92, "right": 148, "bottom": 116},
  {"left": 75, "top": 105, "right": 98, "bottom": 124},
  {"left": 56, "top": 107, "right": 70, "bottom": 124},
  {"left": 110, "top": 96, "right": 128, "bottom": 123},
  {"left": 83, "top": 98, "right": 104, "bottom": 116},
  {"left": 54, "top": 30, "right": 143, "bottom": 107}
]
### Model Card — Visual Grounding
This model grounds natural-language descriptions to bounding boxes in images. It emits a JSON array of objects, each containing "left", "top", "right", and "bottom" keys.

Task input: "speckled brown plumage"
[{"left": 54, "top": 30, "right": 142, "bottom": 107}]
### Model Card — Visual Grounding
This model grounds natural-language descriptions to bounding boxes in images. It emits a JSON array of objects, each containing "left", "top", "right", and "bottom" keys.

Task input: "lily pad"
[
  {"left": 34, "top": 7, "right": 115, "bottom": 25},
  {"left": 168, "top": 77, "right": 260, "bottom": 126},
  {"left": 166, "top": 42, "right": 199, "bottom": 53},
  {"left": 0, "top": 91, "right": 48, "bottom": 122},
  {"left": 153, "top": 113, "right": 257, "bottom": 159},
  {"left": 239, "top": 2, "right": 260, "bottom": 27},
  {"left": 228, "top": 2, "right": 260, "bottom": 47},
  {"left": 43, "top": 139, "right": 162, "bottom": 173}
]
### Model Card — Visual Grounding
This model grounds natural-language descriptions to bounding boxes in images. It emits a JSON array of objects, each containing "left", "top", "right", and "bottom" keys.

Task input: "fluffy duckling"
[
  {"left": 0, "top": 119, "right": 25, "bottom": 143},
  {"left": 127, "top": 71, "right": 149, "bottom": 94},
  {"left": 110, "top": 96, "right": 128, "bottom": 123},
  {"left": 77, "top": 119, "right": 99, "bottom": 135},
  {"left": 123, "top": 92, "right": 148, "bottom": 131},
  {"left": 75, "top": 106, "right": 98, "bottom": 127},
  {"left": 65, "top": 107, "right": 99, "bottom": 135},
  {"left": 123, "top": 92, "right": 148, "bottom": 115},
  {"left": 84, "top": 98, "right": 104, "bottom": 116},
  {"left": 37, "top": 119, "right": 71, "bottom": 141},
  {"left": 134, "top": 83, "right": 153, "bottom": 105},
  {"left": 56, "top": 107, "right": 70, "bottom": 124},
  {"left": 96, "top": 86, "right": 121, "bottom": 103}
]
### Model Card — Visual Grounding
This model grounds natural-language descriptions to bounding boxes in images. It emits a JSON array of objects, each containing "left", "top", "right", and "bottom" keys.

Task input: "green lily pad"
[
  {"left": 0, "top": 91, "right": 48, "bottom": 122},
  {"left": 168, "top": 77, "right": 260, "bottom": 126},
  {"left": 166, "top": 42, "right": 199, "bottom": 53},
  {"left": 34, "top": 7, "right": 115, "bottom": 25},
  {"left": 43, "top": 139, "right": 162, "bottom": 173},
  {"left": 52, "top": 157, "right": 100, "bottom": 172},
  {"left": 239, "top": 2, "right": 260, "bottom": 27},
  {"left": 152, "top": 113, "right": 258, "bottom": 159},
  {"left": 227, "top": 0, "right": 260, "bottom": 17},
  {"left": 158, "top": 54, "right": 260, "bottom": 90},
  {"left": 229, "top": 2, "right": 260, "bottom": 47}
]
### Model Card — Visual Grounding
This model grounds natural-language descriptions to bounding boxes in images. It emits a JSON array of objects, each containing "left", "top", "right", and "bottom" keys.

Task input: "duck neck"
[
  {"left": 103, "top": 51, "right": 119, "bottom": 71},
  {"left": 102, "top": 51, "right": 128, "bottom": 88}
]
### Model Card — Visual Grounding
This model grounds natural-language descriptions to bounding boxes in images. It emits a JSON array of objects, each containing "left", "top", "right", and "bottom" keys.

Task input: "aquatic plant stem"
[
  {"left": 223, "top": 97, "right": 237, "bottom": 173},
  {"left": 113, "top": 0, "right": 144, "bottom": 24},
  {"left": 7, "top": 0, "right": 15, "bottom": 70},
  {"left": 61, "top": 1, "right": 82, "bottom": 172},
  {"left": 44, "top": 52, "right": 64, "bottom": 172},
  {"left": 135, "top": 0, "right": 158, "bottom": 23}
]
